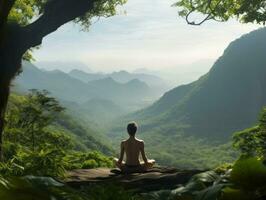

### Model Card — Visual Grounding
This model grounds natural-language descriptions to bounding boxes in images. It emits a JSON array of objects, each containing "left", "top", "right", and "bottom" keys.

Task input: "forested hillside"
[
  {"left": 2, "top": 90, "right": 114, "bottom": 179},
  {"left": 7, "top": 91, "right": 113, "bottom": 155},
  {"left": 63, "top": 98, "right": 125, "bottom": 125},
  {"left": 108, "top": 27, "right": 266, "bottom": 168},
  {"left": 129, "top": 27, "right": 266, "bottom": 140}
]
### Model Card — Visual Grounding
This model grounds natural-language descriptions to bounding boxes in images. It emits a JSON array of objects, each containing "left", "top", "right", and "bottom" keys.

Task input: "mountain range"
[
  {"left": 16, "top": 62, "right": 161, "bottom": 105},
  {"left": 127, "top": 27, "right": 266, "bottom": 140},
  {"left": 106, "top": 27, "right": 266, "bottom": 167},
  {"left": 68, "top": 69, "right": 168, "bottom": 94},
  {"left": 14, "top": 62, "right": 166, "bottom": 125}
]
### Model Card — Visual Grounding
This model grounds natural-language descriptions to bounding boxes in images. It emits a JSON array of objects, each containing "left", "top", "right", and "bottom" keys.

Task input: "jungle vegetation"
[{"left": 1, "top": 90, "right": 113, "bottom": 177}]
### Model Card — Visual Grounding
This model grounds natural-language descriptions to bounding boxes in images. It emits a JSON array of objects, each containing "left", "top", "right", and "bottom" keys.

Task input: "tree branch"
[
  {"left": 0, "top": 0, "right": 16, "bottom": 45},
  {"left": 0, "top": 0, "right": 16, "bottom": 28},
  {"left": 185, "top": 0, "right": 222, "bottom": 25},
  {"left": 22, "top": 0, "right": 96, "bottom": 50}
]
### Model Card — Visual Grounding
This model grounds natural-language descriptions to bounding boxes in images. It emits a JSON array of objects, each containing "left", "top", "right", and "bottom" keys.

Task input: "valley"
[
  {"left": 13, "top": 27, "right": 266, "bottom": 169},
  {"left": 108, "top": 27, "right": 266, "bottom": 168}
]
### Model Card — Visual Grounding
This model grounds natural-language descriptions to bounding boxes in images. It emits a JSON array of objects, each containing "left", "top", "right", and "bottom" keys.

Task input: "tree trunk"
[
  {"left": 0, "top": 79, "right": 10, "bottom": 160},
  {"left": 0, "top": 60, "right": 22, "bottom": 161},
  {"left": 0, "top": 25, "right": 24, "bottom": 161}
]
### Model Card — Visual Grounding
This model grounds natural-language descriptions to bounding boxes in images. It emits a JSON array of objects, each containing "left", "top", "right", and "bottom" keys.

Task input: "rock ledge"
[{"left": 65, "top": 167, "right": 204, "bottom": 192}]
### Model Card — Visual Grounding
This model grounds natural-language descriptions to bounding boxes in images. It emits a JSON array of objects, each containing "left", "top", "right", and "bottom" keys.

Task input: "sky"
[{"left": 34, "top": 0, "right": 261, "bottom": 84}]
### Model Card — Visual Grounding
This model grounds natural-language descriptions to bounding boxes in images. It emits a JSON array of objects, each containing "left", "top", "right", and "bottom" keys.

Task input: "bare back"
[{"left": 122, "top": 138, "right": 146, "bottom": 166}]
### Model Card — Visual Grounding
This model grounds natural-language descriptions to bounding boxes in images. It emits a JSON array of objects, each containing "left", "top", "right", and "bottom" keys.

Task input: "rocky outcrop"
[{"left": 65, "top": 167, "right": 204, "bottom": 192}]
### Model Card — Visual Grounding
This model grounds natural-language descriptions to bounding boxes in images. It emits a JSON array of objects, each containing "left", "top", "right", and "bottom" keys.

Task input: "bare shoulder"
[{"left": 136, "top": 138, "right": 144, "bottom": 144}]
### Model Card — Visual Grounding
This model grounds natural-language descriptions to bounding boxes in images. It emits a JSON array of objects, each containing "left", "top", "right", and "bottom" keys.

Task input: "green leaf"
[
  {"left": 194, "top": 184, "right": 225, "bottom": 200},
  {"left": 230, "top": 157, "right": 266, "bottom": 190},
  {"left": 220, "top": 187, "right": 250, "bottom": 200}
]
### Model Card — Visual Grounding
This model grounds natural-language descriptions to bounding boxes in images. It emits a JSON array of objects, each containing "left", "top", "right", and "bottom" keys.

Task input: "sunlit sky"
[{"left": 34, "top": 0, "right": 261, "bottom": 82}]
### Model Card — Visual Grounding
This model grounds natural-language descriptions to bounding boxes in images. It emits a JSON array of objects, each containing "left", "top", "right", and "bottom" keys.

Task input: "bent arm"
[
  {"left": 140, "top": 141, "right": 148, "bottom": 164},
  {"left": 118, "top": 142, "right": 125, "bottom": 163}
]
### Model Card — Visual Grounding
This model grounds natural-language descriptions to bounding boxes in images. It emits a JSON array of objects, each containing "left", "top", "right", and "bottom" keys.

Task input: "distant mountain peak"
[
  {"left": 127, "top": 78, "right": 145, "bottom": 85},
  {"left": 111, "top": 70, "right": 130, "bottom": 75},
  {"left": 100, "top": 77, "right": 116, "bottom": 82},
  {"left": 35, "top": 61, "right": 92, "bottom": 73},
  {"left": 70, "top": 69, "right": 86, "bottom": 73},
  {"left": 48, "top": 69, "right": 66, "bottom": 74},
  {"left": 131, "top": 27, "right": 266, "bottom": 140}
]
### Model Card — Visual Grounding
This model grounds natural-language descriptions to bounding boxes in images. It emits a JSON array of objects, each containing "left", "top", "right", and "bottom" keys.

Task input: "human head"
[{"left": 127, "top": 122, "right": 138, "bottom": 136}]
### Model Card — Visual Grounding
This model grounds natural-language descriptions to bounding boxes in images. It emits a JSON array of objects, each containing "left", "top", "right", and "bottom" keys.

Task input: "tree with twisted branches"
[
  {"left": 0, "top": 0, "right": 126, "bottom": 160},
  {"left": 175, "top": 0, "right": 266, "bottom": 25}
]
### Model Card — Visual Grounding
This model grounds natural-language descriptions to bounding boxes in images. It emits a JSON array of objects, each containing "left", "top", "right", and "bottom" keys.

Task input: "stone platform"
[{"left": 65, "top": 167, "right": 204, "bottom": 192}]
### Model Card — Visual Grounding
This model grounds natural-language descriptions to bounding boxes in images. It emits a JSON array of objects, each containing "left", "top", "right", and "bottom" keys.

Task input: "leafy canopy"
[
  {"left": 7, "top": 0, "right": 126, "bottom": 61},
  {"left": 8, "top": 0, "right": 43, "bottom": 25},
  {"left": 8, "top": 0, "right": 126, "bottom": 27},
  {"left": 174, "top": 0, "right": 266, "bottom": 25}
]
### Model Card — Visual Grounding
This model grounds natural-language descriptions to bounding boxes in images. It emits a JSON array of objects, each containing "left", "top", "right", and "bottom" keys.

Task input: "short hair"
[{"left": 127, "top": 122, "right": 138, "bottom": 136}]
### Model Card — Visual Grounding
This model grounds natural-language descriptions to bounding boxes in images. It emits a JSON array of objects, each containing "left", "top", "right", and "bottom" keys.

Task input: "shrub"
[
  {"left": 82, "top": 159, "right": 98, "bottom": 169},
  {"left": 14, "top": 148, "right": 66, "bottom": 178}
]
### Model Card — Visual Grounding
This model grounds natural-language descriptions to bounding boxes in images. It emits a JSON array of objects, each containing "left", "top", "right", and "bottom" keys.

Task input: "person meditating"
[{"left": 114, "top": 122, "right": 155, "bottom": 173}]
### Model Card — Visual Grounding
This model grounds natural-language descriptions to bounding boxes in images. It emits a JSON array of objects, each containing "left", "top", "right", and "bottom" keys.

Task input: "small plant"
[
  {"left": 64, "top": 151, "right": 113, "bottom": 170},
  {"left": 0, "top": 175, "right": 90, "bottom": 200},
  {"left": 82, "top": 159, "right": 98, "bottom": 169},
  {"left": 171, "top": 157, "right": 266, "bottom": 200},
  {"left": 13, "top": 148, "right": 66, "bottom": 178},
  {"left": 233, "top": 108, "right": 266, "bottom": 159},
  {"left": 82, "top": 185, "right": 143, "bottom": 200}
]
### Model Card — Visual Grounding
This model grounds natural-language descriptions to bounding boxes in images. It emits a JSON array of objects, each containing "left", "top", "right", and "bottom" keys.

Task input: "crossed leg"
[{"left": 113, "top": 158, "right": 155, "bottom": 173}]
